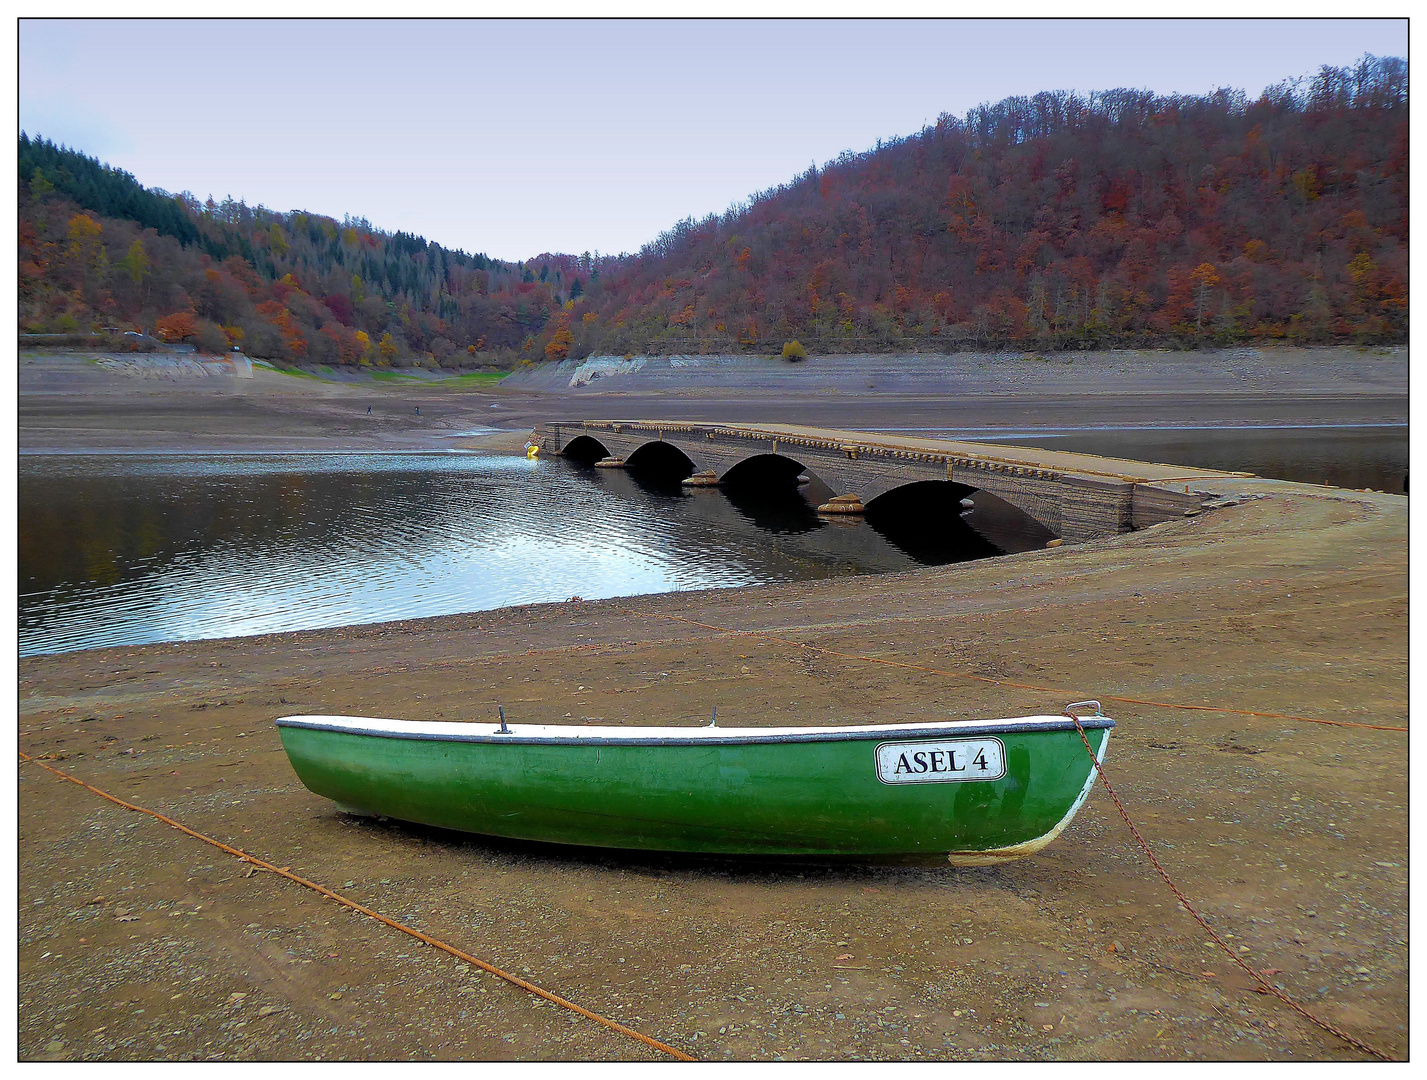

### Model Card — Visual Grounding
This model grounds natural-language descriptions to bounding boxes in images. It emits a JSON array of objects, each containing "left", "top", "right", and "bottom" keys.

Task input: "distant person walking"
[
  {"left": 415, "top": 406, "right": 420, "bottom": 416},
  {"left": 366, "top": 405, "right": 371, "bottom": 414}
]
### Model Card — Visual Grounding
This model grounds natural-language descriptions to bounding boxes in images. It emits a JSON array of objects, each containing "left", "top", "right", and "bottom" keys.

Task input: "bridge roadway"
[{"left": 535, "top": 420, "right": 1256, "bottom": 543}]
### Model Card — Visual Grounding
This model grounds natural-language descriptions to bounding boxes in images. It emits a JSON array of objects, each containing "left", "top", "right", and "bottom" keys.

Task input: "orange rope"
[
  {"left": 24, "top": 597, "right": 1398, "bottom": 1060},
  {"left": 610, "top": 606, "right": 1406, "bottom": 733},
  {"left": 604, "top": 603, "right": 1400, "bottom": 1055},
  {"left": 17, "top": 750, "right": 694, "bottom": 1062},
  {"left": 1064, "top": 711, "right": 1391, "bottom": 1061}
]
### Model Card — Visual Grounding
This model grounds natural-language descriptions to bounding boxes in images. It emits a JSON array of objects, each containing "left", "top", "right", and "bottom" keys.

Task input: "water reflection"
[
  {"left": 19, "top": 453, "right": 1035, "bottom": 656},
  {"left": 866, "top": 483, "right": 1045, "bottom": 564},
  {"left": 721, "top": 481, "right": 824, "bottom": 536},
  {"left": 22, "top": 423, "right": 1400, "bottom": 657}
]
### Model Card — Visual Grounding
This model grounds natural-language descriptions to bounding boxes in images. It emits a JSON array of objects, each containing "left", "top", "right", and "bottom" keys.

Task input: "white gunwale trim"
[{"left": 274, "top": 713, "right": 1114, "bottom": 746}]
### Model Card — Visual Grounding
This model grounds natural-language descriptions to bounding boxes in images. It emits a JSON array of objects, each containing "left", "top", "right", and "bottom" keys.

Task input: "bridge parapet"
[{"left": 536, "top": 420, "right": 1240, "bottom": 542}]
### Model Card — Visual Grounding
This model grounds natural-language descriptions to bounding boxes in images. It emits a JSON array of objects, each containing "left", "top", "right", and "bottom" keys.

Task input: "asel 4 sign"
[{"left": 874, "top": 738, "right": 1007, "bottom": 785}]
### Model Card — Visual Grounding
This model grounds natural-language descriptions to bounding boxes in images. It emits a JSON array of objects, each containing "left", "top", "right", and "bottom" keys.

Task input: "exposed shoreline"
[
  {"left": 17, "top": 347, "right": 1409, "bottom": 1061},
  {"left": 17, "top": 345, "right": 1411, "bottom": 459}
]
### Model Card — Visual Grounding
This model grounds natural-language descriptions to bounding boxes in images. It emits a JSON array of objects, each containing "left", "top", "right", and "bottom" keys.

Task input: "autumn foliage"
[
  {"left": 154, "top": 311, "right": 198, "bottom": 343},
  {"left": 18, "top": 55, "right": 1408, "bottom": 367},
  {"left": 544, "top": 325, "right": 574, "bottom": 361},
  {"left": 547, "top": 55, "right": 1408, "bottom": 357},
  {"left": 18, "top": 134, "right": 583, "bottom": 367}
]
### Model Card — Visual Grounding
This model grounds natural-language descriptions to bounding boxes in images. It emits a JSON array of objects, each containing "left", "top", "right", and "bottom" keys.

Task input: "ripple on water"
[{"left": 23, "top": 453, "right": 946, "bottom": 655}]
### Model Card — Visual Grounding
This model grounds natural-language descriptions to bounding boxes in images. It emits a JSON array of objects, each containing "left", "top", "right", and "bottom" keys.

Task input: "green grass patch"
[
  {"left": 370, "top": 370, "right": 425, "bottom": 382},
  {"left": 251, "top": 359, "right": 325, "bottom": 380},
  {"left": 442, "top": 370, "right": 509, "bottom": 385}
]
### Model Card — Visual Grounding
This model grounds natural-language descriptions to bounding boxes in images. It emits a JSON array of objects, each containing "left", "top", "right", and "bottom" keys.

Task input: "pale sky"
[{"left": 18, "top": 18, "right": 1409, "bottom": 262}]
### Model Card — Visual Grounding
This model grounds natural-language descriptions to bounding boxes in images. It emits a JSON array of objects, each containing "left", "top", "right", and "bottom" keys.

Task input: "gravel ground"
[
  {"left": 18, "top": 346, "right": 1409, "bottom": 457},
  {"left": 18, "top": 486, "right": 1408, "bottom": 1061}
]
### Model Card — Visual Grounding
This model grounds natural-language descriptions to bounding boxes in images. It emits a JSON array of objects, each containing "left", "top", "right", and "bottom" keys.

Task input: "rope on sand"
[
  {"left": 18, "top": 750, "right": 695, "bottom": 1062},
  {"left": 608, "top": 602, "right": 1399, "bottom": 1057},
  {"left": 1064, "top": 709, "right": 1391, "bottom": 1061}
]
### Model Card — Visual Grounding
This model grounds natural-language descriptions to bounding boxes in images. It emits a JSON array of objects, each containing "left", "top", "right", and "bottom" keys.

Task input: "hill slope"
[
  {"left": 543, "top": 55, "right": 1407, "bottom": 359},
  {"left": 19, "top": 135, "right": 592, "bottom": 368},
  {"left": 18, "top": 55, "right": 1407, "bottom": 368}
]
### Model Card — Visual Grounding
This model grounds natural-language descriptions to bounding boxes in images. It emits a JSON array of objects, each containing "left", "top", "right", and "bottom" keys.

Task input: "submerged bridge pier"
[{"left": 534, "top": 421, "right": 1253, "bottom": 543}]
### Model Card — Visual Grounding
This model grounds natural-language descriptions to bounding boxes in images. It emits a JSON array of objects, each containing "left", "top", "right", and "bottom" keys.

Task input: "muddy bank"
[
  {"left": 18, "top": 347, "right": 1409, "bottom": 456},
  {"left": 18, "top": 350, "right": 532, "bottom": 455},
  {"left": 17, "top": 487, "right": 1408, "bottom": 1061},
  {"left": 505, "top": 346, "right": 1407, "bottom": 397}
]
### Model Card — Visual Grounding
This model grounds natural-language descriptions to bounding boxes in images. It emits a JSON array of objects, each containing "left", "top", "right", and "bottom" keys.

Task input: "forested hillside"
[
  {"left": 18, "top": 55, "right": 1407, "bottom": 368},
  {"left": 18, "top": 134, "right": 595, "bottom": 367},
  {"left": 542, "top": 55, "right": 1408, "bottom": 359}
]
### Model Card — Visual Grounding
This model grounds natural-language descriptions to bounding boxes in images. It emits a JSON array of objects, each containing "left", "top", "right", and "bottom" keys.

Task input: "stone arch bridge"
[{"left": 534, "top": 421, "right": 1251, "bottom": 542}]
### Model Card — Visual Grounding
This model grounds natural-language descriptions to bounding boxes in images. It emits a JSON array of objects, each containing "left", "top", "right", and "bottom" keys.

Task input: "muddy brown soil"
[
  {"left": 18, "top": 483, "right": 1408, "bottom": 1061},
  {"left": 17, "top": 347, "right": 1409, "bottom": 456}
]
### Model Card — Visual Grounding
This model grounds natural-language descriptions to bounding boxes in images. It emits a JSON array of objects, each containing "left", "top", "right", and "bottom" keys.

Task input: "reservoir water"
[
  {"left": 872, "top": 423, "right": 1408, "bottom": 494},
  {"left": 18, "top": 425, "right": 1405, "bottom": 656},
  {"left": 17, "top": 452, "right": 1044, "bottom": 657}
]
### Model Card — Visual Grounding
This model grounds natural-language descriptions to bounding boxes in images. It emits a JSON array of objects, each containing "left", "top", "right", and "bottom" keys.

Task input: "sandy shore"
[
  {"left": 17, "top": 346, "right": 1409, "bottom": 1060},
  {"left": 18, "top": 347, "right": 1410, "bottom": 456},
  {"left": 18, "top": 489, "right": 1408, "bottom": 1061}
]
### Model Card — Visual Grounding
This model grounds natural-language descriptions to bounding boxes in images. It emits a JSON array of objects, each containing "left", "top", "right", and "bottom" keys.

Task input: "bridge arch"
[
  {"left": 718, "top": 453, "right": 815, "bottom": 490},
  {"left": 864, "top": 479, "right": 1058, "bottom": 550},
  {"left": 863, "top": 479, "right": 976, "bottom": 512},
  {"left": 862, "top": 481, "right": 1004, "bottom": 563},
  {"left": 625, "top": 440, "right": 697, "bottom": 480},
  {"left": 560, "top": 434, "right": 612, "bottom": 463},
  {"left": 537, "top": 421, "right": 1207, "bottom": 543}
]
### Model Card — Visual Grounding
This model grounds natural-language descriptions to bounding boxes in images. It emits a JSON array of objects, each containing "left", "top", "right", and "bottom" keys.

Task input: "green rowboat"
[{"left": 275, "top": 709, "right": 1112, "bottom": 863}]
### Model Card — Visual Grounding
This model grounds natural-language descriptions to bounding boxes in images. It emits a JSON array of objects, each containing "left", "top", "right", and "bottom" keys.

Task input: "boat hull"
[{"left": 276, "top": 715, "right": 1111, "bottom": 862}]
